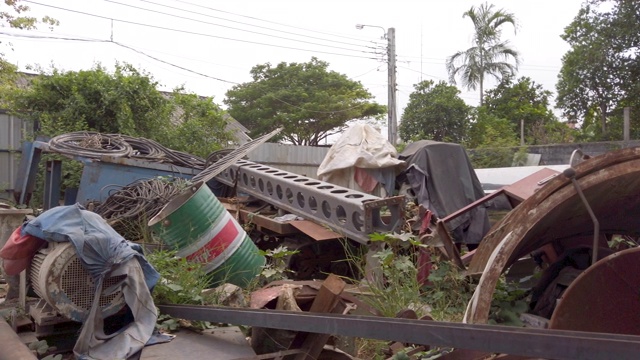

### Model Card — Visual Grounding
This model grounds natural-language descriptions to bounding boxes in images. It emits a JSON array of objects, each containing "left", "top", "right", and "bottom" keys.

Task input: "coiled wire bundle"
[
  {"left": 93, "top": 177, "right": 192, "bottom": 241},
  {"left": 48, "top": 132, "right": 207, "bottom": 169},
  {"left": 49, "top": 132, "right": 132, "bottom": 159}
]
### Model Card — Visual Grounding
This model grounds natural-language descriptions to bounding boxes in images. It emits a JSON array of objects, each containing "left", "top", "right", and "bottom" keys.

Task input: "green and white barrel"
[{"left": 148, "top": 181, "right": 265, "bottom": 287}]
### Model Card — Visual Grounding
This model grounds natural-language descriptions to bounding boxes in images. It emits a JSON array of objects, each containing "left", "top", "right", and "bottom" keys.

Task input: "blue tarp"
[
  {"left": 22, "top": 204, "right": 161, "bottom": 359},
  {"left": 23, "top": 204, "right": 159, "bottom": 289}
]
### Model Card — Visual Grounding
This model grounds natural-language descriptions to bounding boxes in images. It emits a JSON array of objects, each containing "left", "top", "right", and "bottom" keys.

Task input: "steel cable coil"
[
  {"left": 49, "top": 132, "right": 132, "bottom": 158},
  {"left": 93, "top": 177, "right": 191, "bottom": 241},
  {"left": 117, "top": 135, "right": 166, "bottom": 160},
  {"left": 48, "top": 131, "right": 207, "bottom": 169}
]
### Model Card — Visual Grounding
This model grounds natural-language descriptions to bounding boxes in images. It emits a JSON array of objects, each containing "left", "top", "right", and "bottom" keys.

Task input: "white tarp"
[{"left": 317, "top": 124, "right": 403, "bottom": 195}]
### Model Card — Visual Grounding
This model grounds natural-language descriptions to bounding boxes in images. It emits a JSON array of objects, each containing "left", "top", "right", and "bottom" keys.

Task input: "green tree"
[
  {"left": 446, "top": 2, "right": 520, "bottom": 106},
  {"left": 466, "top": 108, "right": 519, "bottom": 168},
  {"left": 224, "top": 57, "right": 385, "bottom": 145},
  {"left": 556, "top": 0, "right": 639, "bottom": 138},
  {"left": 466, "top": 107, "right": 517, "bottom": 149},
  {"left": 0, "top": 59, "right": 17, "bottom": 107},
  {"left": 1, "top": 0, "right": 57, "bottom": 30},
  {"left": 1, "top": 0, "right": 57, "bottom": 107},
  {"left": 7, "top": 63, "right": 234, "bottom": 156},
  {"left": 482, "top": 76, "right": 563, "bottom": 145},
  {"left": 9, "top": 63, "right": 173, "bottom": 139},
  {"left": 399, "top": 80, "right": 470, "bottom": 143},
  {"left": 162, "top": 90, "right": 234, "bottom": 158}
]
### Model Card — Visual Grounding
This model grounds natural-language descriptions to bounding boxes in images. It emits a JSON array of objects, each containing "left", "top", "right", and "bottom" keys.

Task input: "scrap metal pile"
[{"left": 4, "top": 128, "right": 640, "bottom": 359}]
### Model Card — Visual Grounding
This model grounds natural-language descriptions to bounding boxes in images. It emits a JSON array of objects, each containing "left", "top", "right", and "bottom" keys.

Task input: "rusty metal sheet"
[
  {"left": 549, "top": 247, "right": 640, "bottom": 335},
  {"left": 466, "top": 147, "right": 640, "bottom": 324},
  {"left": 239, "top": 210, "right": 299, "bottom": 235},
  {"left": 503, "top": 167, "right": 560, "bottom": 204},
  {"left": 289, "top": 220, "right": 342, "bottom": 241}
]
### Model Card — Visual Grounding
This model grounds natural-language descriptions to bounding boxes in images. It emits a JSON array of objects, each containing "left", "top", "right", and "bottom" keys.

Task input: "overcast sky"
[{"left": 1, "top": 0, "right": 585, "bottom": 130}]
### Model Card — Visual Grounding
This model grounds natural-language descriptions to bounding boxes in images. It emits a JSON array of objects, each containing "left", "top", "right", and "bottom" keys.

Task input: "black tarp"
[{"left": 400, "top": 140, "right": 490, "bottom": 245}]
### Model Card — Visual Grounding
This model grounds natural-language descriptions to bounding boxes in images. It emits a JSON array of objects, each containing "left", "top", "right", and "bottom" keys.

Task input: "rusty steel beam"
[{"left": 158, "top": 304, "right": 640, "bottom": 360}]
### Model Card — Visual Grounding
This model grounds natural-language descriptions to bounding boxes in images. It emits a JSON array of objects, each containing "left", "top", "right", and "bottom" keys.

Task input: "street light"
[{"left": 356, "top": 24, "right": 397, "bottom": 145}]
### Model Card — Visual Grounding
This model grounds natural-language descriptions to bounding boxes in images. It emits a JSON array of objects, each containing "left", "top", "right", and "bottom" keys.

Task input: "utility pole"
[
  {"left": 387, "top": 28, "right": 397, "bottom": 146},
  {"left": 356, "top": 24, "right": 397, "bottom": 145}
]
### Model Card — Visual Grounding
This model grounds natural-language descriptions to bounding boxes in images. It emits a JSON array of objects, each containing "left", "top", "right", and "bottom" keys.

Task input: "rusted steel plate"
[
  {"left": 549, "top": 247, "right": 640, "bottom": 335},
  {"left": 503, "top": 167, "right": 560, "bottom": 204},
  {"left": 466, "top": 147, "right": 640, "bottom": 324},
  {"left": 239, "top": 209, "right": 300, "bottom": 235},
  {"left": 289, "top": 220, "right": 342, "bottom": 241}
]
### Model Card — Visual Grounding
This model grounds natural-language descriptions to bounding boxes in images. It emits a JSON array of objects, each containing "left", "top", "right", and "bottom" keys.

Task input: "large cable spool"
[{"left": 30, "top": 242, "right": 126, "bottom": 322}]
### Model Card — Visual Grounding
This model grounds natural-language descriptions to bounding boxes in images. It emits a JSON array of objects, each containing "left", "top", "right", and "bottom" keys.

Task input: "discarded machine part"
[
  {"left": 215, "top": 160, "right": 404, "bottom": 244},
  {"left": 549, "top": 246, "right": 640, "bottom": 335},
  {"left": 466, "top": 147, "right": 640, "bottom": 324},
  {"left": 158, "top": 304, "right": 640, "bottom": 360},
  {"left": 192, "top": 127, "right": 282, "bottom": 184},
  {"left": 29, "top": 242, "right": 126, "bottom": 322},
  {"left": 148, "top": 181, "right": 265, "bottom": 287}
]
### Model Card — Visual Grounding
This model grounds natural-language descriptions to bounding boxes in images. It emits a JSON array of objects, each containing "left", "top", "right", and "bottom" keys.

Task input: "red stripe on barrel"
[{"left": 186, "top": 220, "right": 238, "bottom": 263}]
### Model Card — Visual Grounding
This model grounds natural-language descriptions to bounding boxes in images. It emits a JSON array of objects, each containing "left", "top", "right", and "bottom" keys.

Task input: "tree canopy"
[
  {"left": 9, "top": 63, "right": 173, "bottom": 138},
  {"left": 1, "top": 0, "right": 57, "bottom": 30},
  {"left": 446, "top": 2, "right": 520, "bottom": 105},
  {"left": 5, "top": 63, "right": 233, "bottom": 157},
  {"left": 399, "top": 80, "right": 470, "bottom": 143},
  {"left": 224, "top": 57, "right": 385, "bottom": 146},
  {"left": 556, "top": 0, "right": 640, "bottom": 138},
  {"left": 482, "top": 76, "right": 567, "bottom": 144}
]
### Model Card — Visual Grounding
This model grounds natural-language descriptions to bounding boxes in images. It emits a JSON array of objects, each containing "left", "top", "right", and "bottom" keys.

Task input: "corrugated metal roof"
[
  {"left": 0, "top": 113, "right": 31, "bottom": 195},
  {"left": 248, "top": 143, "right": 329, "bottom": 166}
]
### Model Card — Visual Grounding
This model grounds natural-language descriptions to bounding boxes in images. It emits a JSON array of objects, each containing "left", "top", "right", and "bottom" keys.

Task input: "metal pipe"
[
  {"left": 0, "top": 317, "right": 37, "bottom": 360},
  {"left": 563, "top": 167, "right": 600, "bottom": 265},
  {"left": 159, "top": 304, "right": 640, "bottom": 360}
]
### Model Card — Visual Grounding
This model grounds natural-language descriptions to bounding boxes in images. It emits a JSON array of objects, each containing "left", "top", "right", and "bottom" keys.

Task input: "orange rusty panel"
[
  {"left": 289, "top": 220, "right": 342, "bottom": 241},
  {"left": 503, "top": 167, "right": 560, "bottom": 204},
  {"left": 549, "top": 247, "right": 640, "bottom": 335}
]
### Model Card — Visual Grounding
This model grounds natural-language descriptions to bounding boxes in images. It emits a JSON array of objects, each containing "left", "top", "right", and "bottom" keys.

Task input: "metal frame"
[{"left": 215, "top": 160, "right": 404, "bottom": 244}]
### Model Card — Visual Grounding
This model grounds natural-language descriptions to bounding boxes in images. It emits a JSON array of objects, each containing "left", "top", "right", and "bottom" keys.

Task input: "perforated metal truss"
[{"left": 214, "top": 160, "right": 404, "bottom": 244}]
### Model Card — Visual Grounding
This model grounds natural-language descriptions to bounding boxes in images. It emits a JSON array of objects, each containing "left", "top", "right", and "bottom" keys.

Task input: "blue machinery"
[{"left": 14, "top": 140, "right": 198, "bottom": 208}]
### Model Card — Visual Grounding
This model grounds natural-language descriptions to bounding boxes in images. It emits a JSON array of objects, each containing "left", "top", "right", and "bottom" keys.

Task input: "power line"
[
  {"left": 103, "top": 0, "right": 376, "bottom": 55},
  {"left": 170, "top": 0, "right": 384, "bottom": 46},
  {"left": 397, "top": 65, "right": 446, "bottom": 81},
  {"left": 1, "top": 31, "right": 379, "bottom": 115},
  {"left": 113, "top": 41, "right": 237, "bottom": 84},
  {"left": 23, "top": 1, "right": 380, "bottom": 61},
  {"left": 129, "top": 0, "right": 378, "bottom": 51},
  {"left": 352, "top": 65, "right": 384, "bottom": 79},
  {"left": 397, "top": 54, "right": 561, "bottom": 71}
]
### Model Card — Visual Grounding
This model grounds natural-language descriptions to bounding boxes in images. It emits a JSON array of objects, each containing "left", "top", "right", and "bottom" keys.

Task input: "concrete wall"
[{"left": 469, "top": 140, "right": 640, "bottom": 167}]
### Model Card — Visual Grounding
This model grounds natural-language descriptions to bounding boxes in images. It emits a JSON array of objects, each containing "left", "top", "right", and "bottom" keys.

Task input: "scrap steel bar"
[
  {"left": 214, "top": 160, "right": 404, "bottom": 244},
  {"left": 159, "top": 304, "right": 640, "bottom": 360},
  {"left": 192, "top": 127, "right": 282, "bottom": 184}
]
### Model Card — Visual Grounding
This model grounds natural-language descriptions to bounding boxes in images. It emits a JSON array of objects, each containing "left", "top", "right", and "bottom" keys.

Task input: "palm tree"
[{"left": 446, "top": 2, "right": 520, "bottom": 106}]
